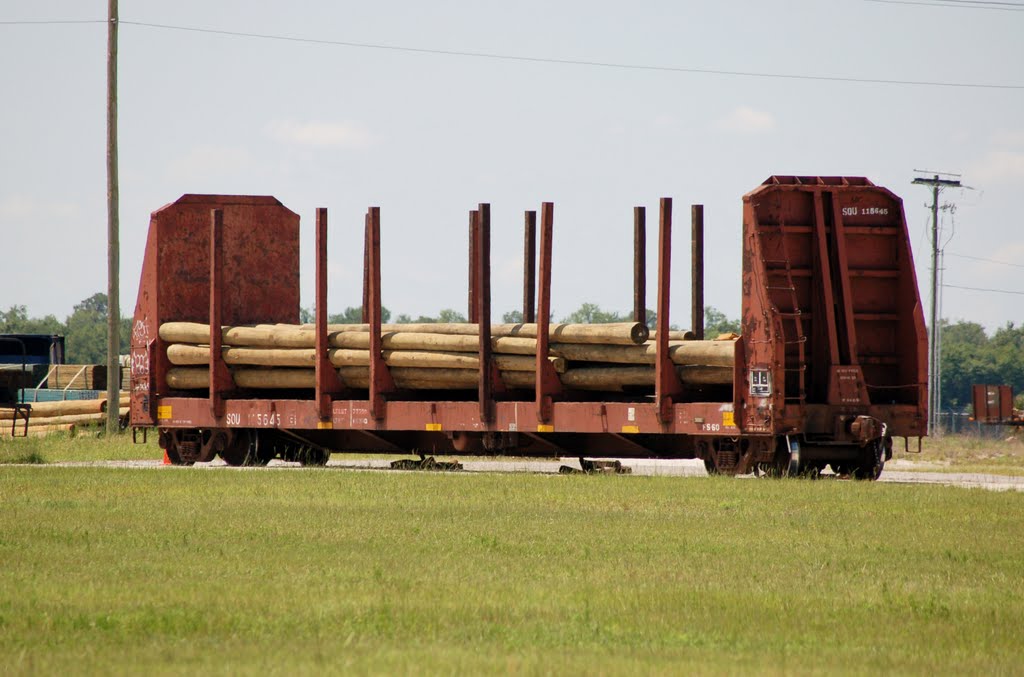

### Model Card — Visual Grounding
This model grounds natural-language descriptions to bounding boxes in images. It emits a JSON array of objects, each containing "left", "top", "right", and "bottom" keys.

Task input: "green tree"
[
  {"left": 63, "top": 293, "right": 129, "bottom": 363},
  {"left": 395, "top": 308, "right": 466, "bottom": 323},
  {"left": 560, "top": 303, "right": 628, "bottom": 324},
  {"left": 939, "top": 319, "right": 1024, "bottom": 412},
  {"left": 704, "top": 306, "right": 741, "bottom": 337},
  {"left": 326, "top": 306, "right": 391, "bottom": 324},
  {"left": 0, "top": 305, "right": 64, "bottom": 335}
]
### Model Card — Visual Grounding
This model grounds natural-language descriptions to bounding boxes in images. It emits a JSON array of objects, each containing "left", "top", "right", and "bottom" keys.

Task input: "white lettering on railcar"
[{"left": 841, "top": 206, "right": 890, "bottom": 216}]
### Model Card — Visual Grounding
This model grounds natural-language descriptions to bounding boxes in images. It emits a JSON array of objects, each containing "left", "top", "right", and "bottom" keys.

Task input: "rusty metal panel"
[
  {"left": 972, "top": 384, "right": 1013, "bottom": 423},
  {"left": 153, "top": 195, "right": 299, "bottom": 326},
  {"left": 130, "top": 195, "right": 299, "bottom": 427},
  {"left": 151, "top": 395, "right": 740, "bottom": 442},
  {"left": 741, "top": 177, "right": 927, "bottom": 439}
]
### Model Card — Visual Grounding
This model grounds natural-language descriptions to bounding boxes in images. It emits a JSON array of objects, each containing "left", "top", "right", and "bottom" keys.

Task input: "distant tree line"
[
  {"left": 939, "top": 320, "right": 1024, "bottom": 412},
  {"left": 0, "top": 293, "right": 129, "bottom": 364}
]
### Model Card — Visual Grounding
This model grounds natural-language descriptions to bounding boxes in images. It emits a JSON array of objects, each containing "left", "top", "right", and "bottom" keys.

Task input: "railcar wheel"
[
  {"left": 851, "top": 438, "right": 886, "bottom": 481},
  {"left": 158, "top": 429, "right": 200, "bottom": 466},
  {"left": 160, "top": 439, "right": 193, "bottom": 466},
  {"left": 220, "top": 430, "right": 273, "bottom": 467},
  {"left": 298, "top": 448, "right": 330, "bottom": 466}
]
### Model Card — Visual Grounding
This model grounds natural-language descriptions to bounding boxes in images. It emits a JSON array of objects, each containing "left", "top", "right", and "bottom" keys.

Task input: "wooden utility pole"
[
  {"left": 913, "top": 172, "right": 961, "bottom": 436},
  {"left": 106, "top": 0, "right": 120, "bottom": 434}
]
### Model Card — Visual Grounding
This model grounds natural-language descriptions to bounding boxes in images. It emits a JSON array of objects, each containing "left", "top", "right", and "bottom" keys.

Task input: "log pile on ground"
[
  {"left": 0, "top": 393, "right": 130, "bottom": 438},
  {"left": 48, "top": 364, "right": 108, "bottom": 390},
  {"left": 158, "top": 321, "right": 736, "bottom": 394}
]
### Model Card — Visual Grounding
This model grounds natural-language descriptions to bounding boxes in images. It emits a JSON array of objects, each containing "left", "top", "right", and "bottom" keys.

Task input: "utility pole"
[
  {"left": 912, "top": 171, "right": 961, "bottom": 436},
  {"left": 106, "top": 0, "right": 120, "bottom": 435}
]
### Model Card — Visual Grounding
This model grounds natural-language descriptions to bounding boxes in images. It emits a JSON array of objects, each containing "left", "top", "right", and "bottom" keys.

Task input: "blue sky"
[{"left": 2, "top": 0, "right": 1022, "bottom": 330}]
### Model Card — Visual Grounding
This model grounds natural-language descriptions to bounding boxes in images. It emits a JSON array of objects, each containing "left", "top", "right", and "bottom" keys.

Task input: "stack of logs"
[
  {"left": 160, "top": 321, "right": 736, "bottom": 393},
  {"left": 0, "top": 394, "right": 130, "bottom": 438}
]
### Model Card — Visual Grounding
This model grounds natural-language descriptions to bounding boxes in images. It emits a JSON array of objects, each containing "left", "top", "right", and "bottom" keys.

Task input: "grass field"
[
  {"left": 891, "top": 431, "right": 1024, "bottom": 475},
  {"left": 1, "top": 465, "right": 1022, "bottom": 674}
]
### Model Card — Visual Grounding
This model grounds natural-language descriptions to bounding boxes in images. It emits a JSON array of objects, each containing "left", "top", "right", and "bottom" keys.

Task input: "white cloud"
[
  {"left": 715, "top": 106, "right": 776, "bottom": 134},
  {"left": 968, "top": 150, "right": 1024, "bottom": 185},
  {"left": 166, "top": 145, "right": 253, "bottom": 182},
  {"left": 991, "top": 130, "right": 1024, "bottom": 148},
  {"left": 266, "top": 120, "right": 375, "bottom": 149},
  {"left": 0, "top": 194, "right": 78, "bottom": 220}
]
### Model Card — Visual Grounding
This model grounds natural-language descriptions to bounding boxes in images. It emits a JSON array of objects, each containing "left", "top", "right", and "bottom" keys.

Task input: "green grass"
[
  {"left": 0, "top": 428, "right": 163, "bottom": 464},
  {"left": 892, "top": 431, "right": 1024, "bottom": 474},
  {"left": 0, "top": 468, "right": 1021, "bottom": 674}
]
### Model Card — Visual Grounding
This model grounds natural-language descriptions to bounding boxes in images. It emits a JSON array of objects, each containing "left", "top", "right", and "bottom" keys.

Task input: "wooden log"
[
  {"left": 160, "top": 322, "right": 315, "bottom": 348},
  {"left": 0, "top": 423, "right": 76, "bottom": 439},
  {"left": 559, "top": 365, "right": 732, "bottom": 390},
  {"left": 167, "top": 367, "right": 535, "bottom": 391},
  {"left": 677, "top": 365, "right": 734, "bottom": 385},
  {"left": 648, "top": 329, "right": 697, "bottom": 341},
  {"left": 48, "top": 364, "right": 108, "bottom": 390},
  {"left": 332, "top": 332, "right": 538, "bottom": 355},
  {"left": 166, "top": 344, "right": 565, "bottom": 372},
  {"left": 0, "top": 397, "right": 124, "bottom": 420},
  {"left": 292, "top": 321, "right": 650, "bottom": 344},
  {"left": 25, "top": 409, "right": 128, "bottom": 427},
  {"left": 181, "top": 321, "right": 647, "bottom": 345},
  {"left": 560, "top": 366, "right": 655, "bottom": 389},
  {"left": 168, "top": 344, "right": 316, "bottom": 367},
  {"left": 160, "top": 323, "right": 538, "bottom": 355},
  {"left": 494, "top": 322, "right": 649, "bottom": 345},
  {"left": 165, "top": 359, "right": 732, "bottom": 392},
  {"left": 549, "top": 340, "right": 735, "bottom": 367},
  {"left": 341, "top": 367, "right": 540, "bottom": 391},
  {"left": 293, "top": 322, "right": 482, "bottom": 335}
]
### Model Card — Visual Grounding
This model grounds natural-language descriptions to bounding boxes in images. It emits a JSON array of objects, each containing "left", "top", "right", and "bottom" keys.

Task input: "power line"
[
  {"left": 117, "top": 20, "right": 1024, "bottom": 91},
  {"left": 864, "top": 0, "right": 1024, "bottom": 10},
  {"left": 4, "top": 17, "right": 1022, "bottom": 89},
  {"left": 946, "top": 252, "right": 1024, "bottom": 268},
  {"left": 943, "top": 283, "right": 1024, "bottom": 295}
]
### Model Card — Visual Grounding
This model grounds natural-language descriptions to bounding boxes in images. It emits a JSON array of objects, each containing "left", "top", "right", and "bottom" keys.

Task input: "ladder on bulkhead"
[{"left": 761, "top": 224, "right": 807, "bottom": 404}]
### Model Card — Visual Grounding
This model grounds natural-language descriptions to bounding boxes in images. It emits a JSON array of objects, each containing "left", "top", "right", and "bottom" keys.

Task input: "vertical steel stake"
[
  {"left": 523, "top": 210, "right": 537, "bottom": 324},
  {"left": 535, "top": 202, "right": 562, "bottom": 423},
  {"left": 208, "top": 209, "right": 231, "bottom": 418},
  {"left": 367, "top": 207, "right": 394, "bottom": 420},
  {"left": 655, "top": 198, "right": 683, "bottom": 423},
  {"left": 634, "top": 206, "right": 646, "bottom": 326},
  {"left": 315, "top": 208, "right": 345, "bottom": 420},
  {"left": 691, "top": 205, "right": 704, "bottom": 339}
]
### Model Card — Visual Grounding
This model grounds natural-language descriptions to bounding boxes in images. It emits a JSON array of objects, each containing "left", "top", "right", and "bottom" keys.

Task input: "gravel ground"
[{"left": 32, "top": 457, "right": 1024, "bottom": 491}]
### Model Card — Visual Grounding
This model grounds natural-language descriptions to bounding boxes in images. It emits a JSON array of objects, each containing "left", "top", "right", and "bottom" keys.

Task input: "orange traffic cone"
[{"left": 162, "top": 450, "right": 171, "bottom": 466}]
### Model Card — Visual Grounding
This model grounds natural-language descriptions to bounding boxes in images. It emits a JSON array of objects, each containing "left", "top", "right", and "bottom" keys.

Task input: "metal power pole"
[
  {"left": 106, "top": 0, "right": 120, "bottom": 434},
  {"left": 912, "top": 172, "right": 961, "bottom": 436}
]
